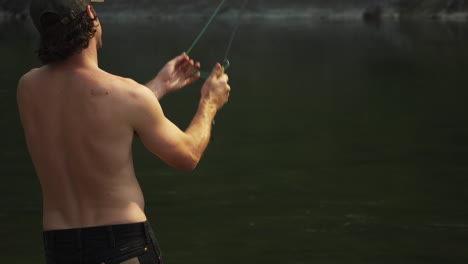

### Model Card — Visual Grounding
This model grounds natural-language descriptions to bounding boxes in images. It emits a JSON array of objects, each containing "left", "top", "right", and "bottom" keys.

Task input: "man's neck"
[{"left": 57, "top": 40, "right": 99, "bottom": 69}]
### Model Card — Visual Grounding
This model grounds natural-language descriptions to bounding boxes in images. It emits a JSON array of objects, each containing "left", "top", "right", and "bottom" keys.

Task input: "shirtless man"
[{"left": 17, "top": 0, "right": 230, "bottom": 263}]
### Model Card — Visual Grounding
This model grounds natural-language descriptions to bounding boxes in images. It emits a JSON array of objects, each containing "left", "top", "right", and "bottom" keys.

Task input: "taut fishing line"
[
  {"left": 222, "top": 0, "right": 249, "bottom": 69},
  {"left": 186, "top": 0, "right": 226, "bottom": 56},
  {"left": 186, "top": 0, "right": 248, "bottom": 78}
]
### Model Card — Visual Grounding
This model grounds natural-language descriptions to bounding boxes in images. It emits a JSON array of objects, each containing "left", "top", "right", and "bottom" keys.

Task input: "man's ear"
[{"left": 86, "top": 5, "right": 96, "bottom": 19}]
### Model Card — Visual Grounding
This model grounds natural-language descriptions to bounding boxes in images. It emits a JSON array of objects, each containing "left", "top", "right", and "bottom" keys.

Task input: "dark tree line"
[
  {"left": 1, "top": 0, "right": 467, "bottom": 19},
  {"left": 0, "top": 0, "right": 29, "bottom": 14},
  {"left": 395, "top": 0, "right": 467, "bottom": 14}
]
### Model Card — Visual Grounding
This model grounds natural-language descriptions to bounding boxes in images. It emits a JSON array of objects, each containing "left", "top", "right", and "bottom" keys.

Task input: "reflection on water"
[{"left": 1, "top": 18, "right": 468, "bottom": 263}]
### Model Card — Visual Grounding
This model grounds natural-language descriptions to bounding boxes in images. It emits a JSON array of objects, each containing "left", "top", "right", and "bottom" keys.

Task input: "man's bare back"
[{"left": 18, "top": 63, "right": 149, "bottom": 230}]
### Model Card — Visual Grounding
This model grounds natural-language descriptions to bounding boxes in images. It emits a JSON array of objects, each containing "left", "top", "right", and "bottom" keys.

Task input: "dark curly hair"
[{"left": 37, "top": 8, "right": 99, "bottom": 65}]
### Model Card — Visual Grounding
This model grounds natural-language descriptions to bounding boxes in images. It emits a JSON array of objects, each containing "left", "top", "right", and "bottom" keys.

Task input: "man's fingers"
[
  {"left": 183, "top": 63, "right": 199, "bottom": 78},
  {"left": 180, "top": 59, "right": 195, "bottom": 72},
  {"left": 214, "top": 63, "right": 222, "bottom": 72},
  {"left": 174, "top": 53, "right": 189, "bottom": 68},
  {"left": 209, "top": 63, "right": 222, "bottom": 79},
  {"left": 221, "top": 74, "right": 229, "bottom": 83},
  {"left": 187, "top": 71, "right": 201, "bottom": 84}
]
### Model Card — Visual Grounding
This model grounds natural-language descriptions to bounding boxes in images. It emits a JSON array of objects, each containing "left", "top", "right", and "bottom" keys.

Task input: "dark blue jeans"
[{"left": 43, "top": 221, "right": 163, "bottom": 264}]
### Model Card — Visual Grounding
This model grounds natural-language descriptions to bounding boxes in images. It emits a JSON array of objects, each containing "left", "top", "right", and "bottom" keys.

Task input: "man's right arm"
[{"left": 129, "top": 63, "right": 230, "bottom": 172}]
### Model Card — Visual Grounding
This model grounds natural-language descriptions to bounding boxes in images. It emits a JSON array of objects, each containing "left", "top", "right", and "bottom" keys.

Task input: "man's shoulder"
[
  {"left": 93, "top": 70, "right": 161, "bottom": 129},
  {"left": 95, "top": 70, "right": 145, "bottom": 92},
  {"left": 94, "top": 70, "right": 158, "bottom": 108},
  {"left": 19, "top": 67, "right": 41, "bottom": 85},
  {"left": 17, "top": 68, "right": 42, "bottom": 99}
]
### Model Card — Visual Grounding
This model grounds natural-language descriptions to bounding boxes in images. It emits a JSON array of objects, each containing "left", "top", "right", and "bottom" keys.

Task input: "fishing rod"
[{"left": 186, "top": 0, "right": 248, "bottom": 79}]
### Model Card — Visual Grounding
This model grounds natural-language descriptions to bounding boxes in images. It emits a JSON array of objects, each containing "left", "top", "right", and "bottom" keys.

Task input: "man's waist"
[
  {"left": 42, "top": 202, "right": 147, "bottom": 231},
  {"left": 43, "top": 221, "right": 152, "bottom": 250}
]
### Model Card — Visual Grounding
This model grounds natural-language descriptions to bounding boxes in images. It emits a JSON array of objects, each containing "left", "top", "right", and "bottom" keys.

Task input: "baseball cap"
[{"left": 30, "top": 0, "right": 104, "bottom": 31}]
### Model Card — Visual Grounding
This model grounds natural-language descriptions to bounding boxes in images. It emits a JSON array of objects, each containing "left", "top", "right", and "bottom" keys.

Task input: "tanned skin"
[{"left": 17, "top": 6, "right": 231, "bottom": 231}]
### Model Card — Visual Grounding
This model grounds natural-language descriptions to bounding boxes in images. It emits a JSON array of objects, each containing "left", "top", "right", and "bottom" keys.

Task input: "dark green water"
[{"left": 1, "top": 18, "right": 468, "bottom": 263}]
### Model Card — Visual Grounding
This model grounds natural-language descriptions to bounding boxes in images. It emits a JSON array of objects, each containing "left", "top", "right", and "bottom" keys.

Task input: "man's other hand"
[
  {"left": 201, "top": 63, "right": 231, "bottom": 111},
  {"left": 153, "top": 53, "right": 201, "bottom": 96}
]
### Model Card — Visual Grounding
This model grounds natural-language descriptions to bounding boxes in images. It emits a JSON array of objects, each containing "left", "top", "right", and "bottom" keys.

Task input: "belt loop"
[
  {"left": 78, "top": 229, "right": 85, "bottom": 264},
  {"left": 106, "top": 226, "right": 116, "bottom": 248},
  {"left": 50, "top": 232, "right": 55, "bottom": 250},
  {"left": 43, "top": 233, "right": 48, "bottom": 249},
  {"left": 77, "top": 229, "right": 83, "bottom": 249},
  {"left": 143, "top": 221, "right": 151, "bottom": 244}
]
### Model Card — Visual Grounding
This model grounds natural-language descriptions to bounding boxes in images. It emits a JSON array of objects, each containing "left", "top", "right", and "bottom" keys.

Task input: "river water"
[{"left": 1, "top": 17, "right": 468, "bottom": 264}]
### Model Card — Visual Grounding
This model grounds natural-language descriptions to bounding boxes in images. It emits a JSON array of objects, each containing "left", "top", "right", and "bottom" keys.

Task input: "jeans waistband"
[{"left": 43, "top": 221, "right": 152, "bottom": 250}]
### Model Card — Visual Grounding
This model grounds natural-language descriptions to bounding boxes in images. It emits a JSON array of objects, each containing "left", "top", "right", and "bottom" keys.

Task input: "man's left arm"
[{"left": 145, "top": 53, "right": 201, "bottom": 100}]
